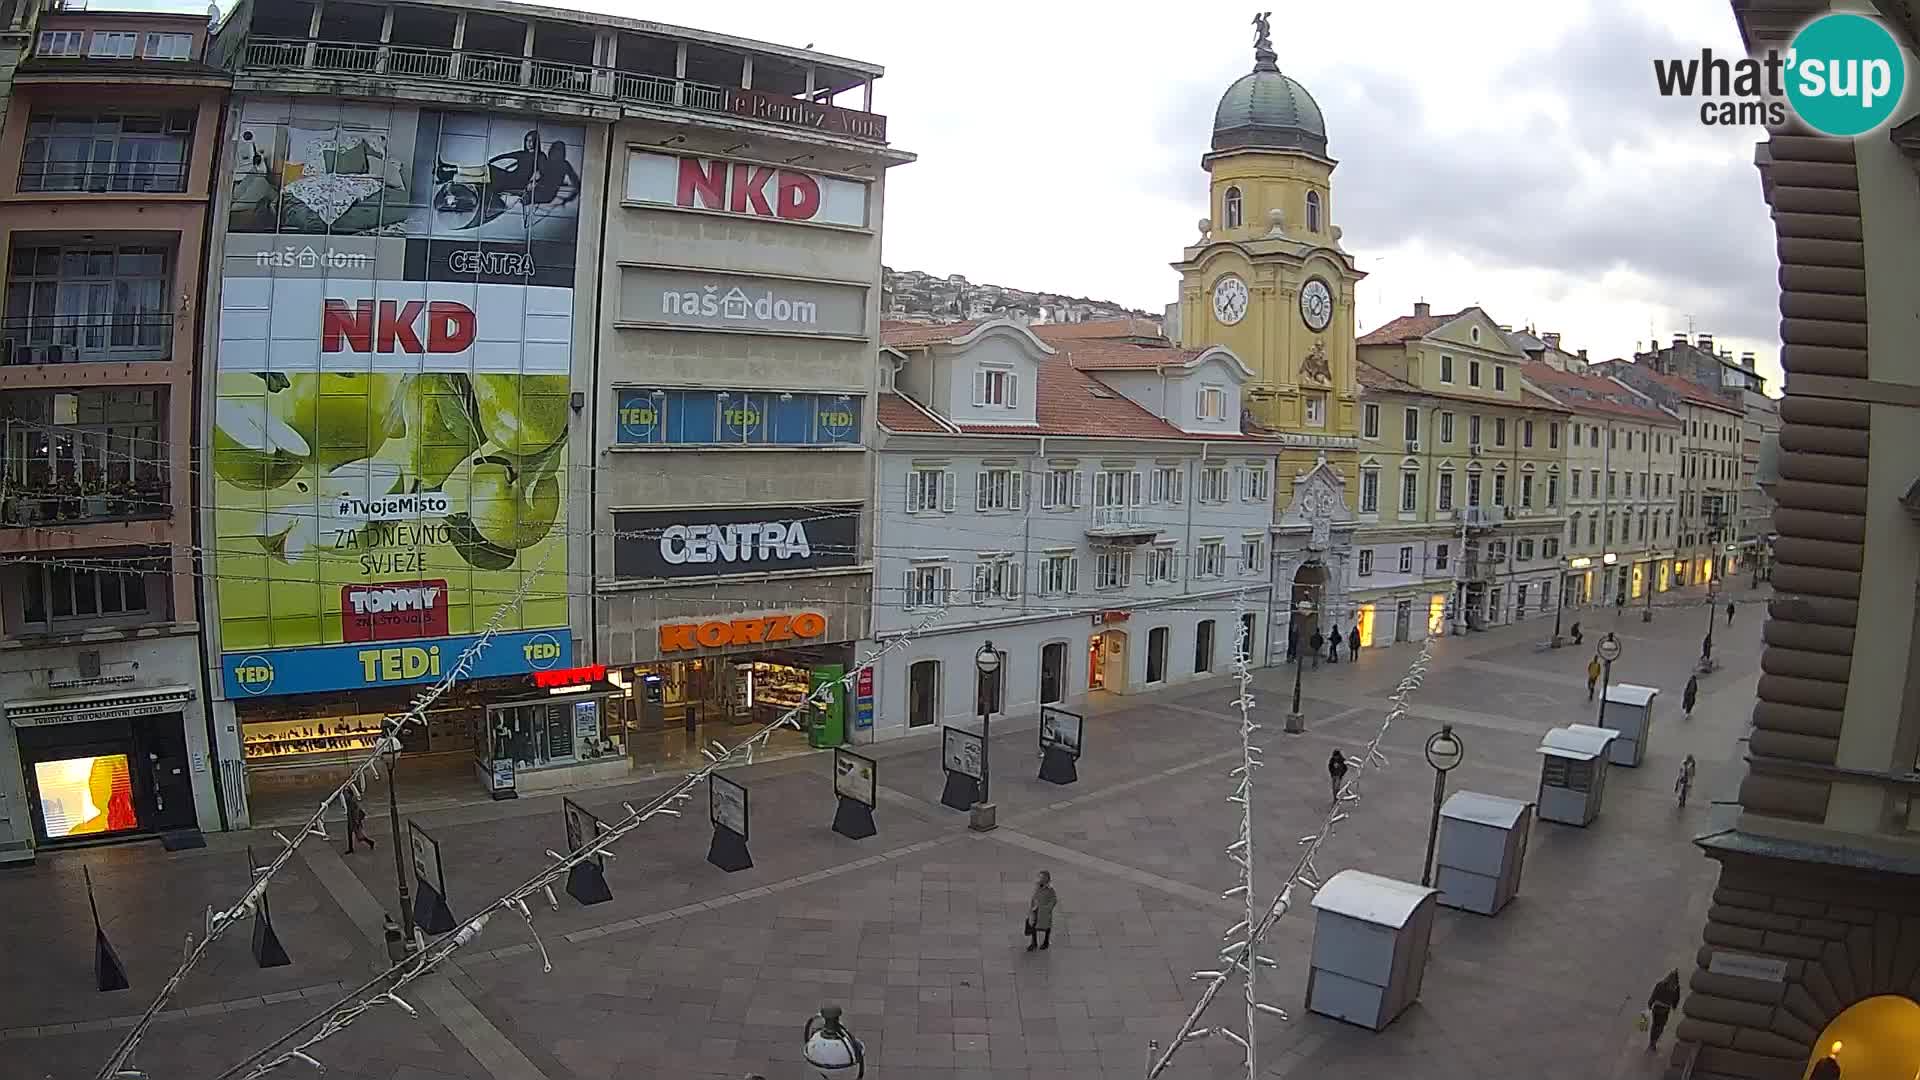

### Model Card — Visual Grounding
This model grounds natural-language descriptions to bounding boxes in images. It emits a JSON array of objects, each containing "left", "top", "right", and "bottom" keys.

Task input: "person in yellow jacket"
[{"left": 1587, "top": 655, "right": 1602, "bottom": 701}]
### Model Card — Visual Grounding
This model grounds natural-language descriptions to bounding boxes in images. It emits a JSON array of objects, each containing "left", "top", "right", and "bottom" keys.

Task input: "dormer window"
[
  {"left": 973, "top": 365, "right": 1018, "bottom": 408},
  {"left": 1224, "top": 186, "right": 1243, "bottom": 229},
  {"left": 1197, "top": 384, "right": 1226, "bottom": 420},
  {"left": 1306, "top": 191, "right": 1322, "bottom": 233}
]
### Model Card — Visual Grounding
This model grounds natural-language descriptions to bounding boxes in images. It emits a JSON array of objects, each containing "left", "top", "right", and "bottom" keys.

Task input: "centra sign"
[{"left": 613, "top": 504, "right": 859, "bottom": 581}]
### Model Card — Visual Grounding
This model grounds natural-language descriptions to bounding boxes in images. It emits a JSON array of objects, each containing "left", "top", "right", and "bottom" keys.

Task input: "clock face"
[
  {"left": 1300, "top": 278, "right": 1334, "bottom": 332},
  {"left": 1212, "top": 275, "right": 1249, "bottom": 326}
]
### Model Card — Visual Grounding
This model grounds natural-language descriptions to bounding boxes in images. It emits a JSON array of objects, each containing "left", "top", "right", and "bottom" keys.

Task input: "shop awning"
[{"left": 6, "top": 685, "right": 196, "bottom": 728}]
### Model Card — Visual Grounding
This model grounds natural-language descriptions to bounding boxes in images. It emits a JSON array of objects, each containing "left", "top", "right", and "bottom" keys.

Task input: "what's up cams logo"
[{"left": 1654, "top": 13, "right": 1907, "bottom": 136}]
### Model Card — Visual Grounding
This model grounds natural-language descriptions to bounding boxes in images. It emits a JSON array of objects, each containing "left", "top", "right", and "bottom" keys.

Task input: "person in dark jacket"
[
  {"left": 343, "top": 786, "right": 374, "bottom": 853},
  {"left": 1327, "top": 623, "right": 1342, "bottom": 663},
  {"left": 1646, "top": 969, "right": 1682, "bottom": 1051},
  {"left": 1347, "top": 626, "right": 1361, "bottom": 658},
  {"left": 1726, "top": 599, "right": 1737, "bottom": 626},
  {"left": 1026, "top": 871, "right": 1057, "bottom": 951},
  {"left": 1569, "top": 621, "right": 1583, "bottom": 646},
  {"left": 1327, "top": 749, "right": 1348, "bottom": 800},
  {"left": 1309, "top": 629, "right": 1324, "bottom": 670},
  {"left": 1682, "top": 674, "right": 1699, "bottom": 719}
]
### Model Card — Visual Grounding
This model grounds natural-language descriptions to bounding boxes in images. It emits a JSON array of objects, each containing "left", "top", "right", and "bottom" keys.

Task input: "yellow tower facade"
[{"left": 1172, "top": 20, "right": 1365, "bottom": 514}]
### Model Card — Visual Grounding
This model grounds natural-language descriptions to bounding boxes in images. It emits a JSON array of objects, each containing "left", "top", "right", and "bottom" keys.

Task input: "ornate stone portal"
[{"left": 1271, "top": 452, "right": 1356, "bottom": 657}]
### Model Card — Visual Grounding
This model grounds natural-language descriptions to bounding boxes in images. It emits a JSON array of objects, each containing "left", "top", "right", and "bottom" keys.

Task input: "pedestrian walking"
[
  {"left": 1309, "top": 629, "right": 1324, "bottom": 670},
  {"left": 1726, "top": 599, "right": 1736, "bottom": 626},
  {"left": 1025, "top": 871, "right": 1057, "bottom": 951},
  {"left": 1347, "top": 626, "right": 1360, "bottom": 658},
  {"left": 343, "top": 785, "right": 374, "bottom": 853},
  {"left": 1645, "top": 969, "right": 1682, "bottom": 1051},
  {"left": 1327, "top": 622, "right": 1342, "bottom": 664},
  {"left": 1586, "top": 655, "right": 1602, "bottom": 702},
  {"left": 1675, "top": 754, "right": 1697, "bottom": 808},
  {"left": 1682, "top": 674, "right": 1699, "bottom": 719},
  {"left": 1569, "top": 621, "right": 1583, "bottom": 646},
  {"left": 1327, "top": 749, "right": 1349, "bottom": 800}
]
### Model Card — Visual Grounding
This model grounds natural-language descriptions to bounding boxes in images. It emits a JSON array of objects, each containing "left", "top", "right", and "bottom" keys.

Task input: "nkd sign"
[
  {"left": 612, "top": 504, "right": 860, "bottom": 580},
  {"left": 625, "top": 152, "right": 869, "bottom": 229},
  {"left": 619, "top": 267, "right": 867, "bottom": 337}
]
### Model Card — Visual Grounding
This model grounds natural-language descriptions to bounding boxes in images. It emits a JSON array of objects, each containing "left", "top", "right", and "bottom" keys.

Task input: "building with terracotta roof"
[
  {"left": 865, "top": 319, "right": 1277, "bottom": 733},
  {"left": 1351, "top": 304, "right": 1573, "bottom": 635}
]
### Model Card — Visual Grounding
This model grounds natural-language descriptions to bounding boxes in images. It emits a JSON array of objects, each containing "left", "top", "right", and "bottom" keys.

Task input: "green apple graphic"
[
  {"left": 471, "top": 374, "right": 570, "bottom": 458},
  {"left": 276, "top": 372, "right": 405, "bottom": 473},
  {"left": 405, "top": 373, "right": 484, "bottom": 489},
  {"left": 212, "top": 396, "right": 310, "bottom": 491},
  {"left": 442, "top": 442, "right": 563, "bottom": 569}
]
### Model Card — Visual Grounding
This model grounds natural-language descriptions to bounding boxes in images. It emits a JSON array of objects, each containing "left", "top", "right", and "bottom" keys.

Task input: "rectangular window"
[
  {"left": 1571, "top": 471, "right": 1581, "bottom": 499},
  {"left": 1, "top": 389, "right": 165, "bottom": 502},
  {"left": 1518, "top": 540, "right": 1535, "bottom": 561},
  {"left": 1197, "top": 384, "right": 1226, "bottom": 420},
  {"left": 88, "top": 32, "right": 138, "bottom": 58},
  {"left": 1494, "top": 417, "right": 1507, "bottom": 446},
  {"left": 906, "top": 467, "right": 954, "bottom": 513},
  {"left": 1588, "top": 518, "right": 1598, "bottom": 545},
  {"left": 1440, "top": 354, "right": 1454, "bottom": 383},
  {"left": 20, "top": 557, "right": 155, "bottom": 630},
  {"left": 1041, "top": 467, "right": 1081, "bottom": 509},
  {"left": 1363, "top": 403, "right": 1380, "bottom": 438},
  {"left": 1495, "top": 365, "right": 1507, "bottom": 391},
  {"left": 143, "top": 32, "right": 192, "bottom": 60},
  {"left": 1523, "top": 420, "right": 1534, "bottom": 448},
  {"left": 1610, "top": 429, "right": 1618, "bottom": 449},
  {"left": 1195, "top": 539, "right": 1226, "bottom": 578},
  {"left": 1400, "top": 471, "right": 1418, "bottom": 513},
  {"left": 1440, "top": 412, "right": 1454, "bottom": 443},
  {"left": 1358, "top": 549, "right": 1375, "bottom": 576},
  {"left": 1547, "top": 474, "right": 1559, "bottom": 506},
  {"left": 1521, "top": 474, "right": 1534, "bottom": 508},
  {"left": 1304, "top": 394, "right": 1326, "bottom": 426},
  {"left": 973, "top": 555, "right": 1020, "bottom": 603},
  {"left": 1437, "top": 472, "right": 1454, "bottom": 511},
  {"left": 905, "top": 563, "right": 952, "bottom": 608},
  {"left": 975, "top": 466, "right": 1023, "bottom": 512},
  {"left": 1467, "top": 472, "right": 1482, "bottom": 507},
  {"left": 1469, "top": 359, "right": 1482, "bottom": 387},
  {"left": 1147, "top": 544, "right": 1178, "bottom": 584},
  {"left": 1404, "top": 407, "right": 1420, "bottom": 442},
  {"left": 1240, "top": 533, "right": 1265, "bottom": 575},
  {"left": 5, "top": 243, "right": 175, "bottom": 359},
  {"left": 1589, "top": 427, "right": 1599, "bottom": 448},
  {"left": 1199, "top": 465, "right": 1230, "bottom": 503},
  {"left": 1608, "top": 472, "right": 1617, "bottom": 497},
  {"left": 1590, "top": 469, "right": 1600, "bottom": 496},
  {"left": 1241, "top": 463, "right": 1271, "bottom": 503},
  {"left": 973, "top": 365, "right": 1018, "bottom": 407},
  {"left": 1435, "top": 544, "right": 1450, "bottom": 571},
  {"left": 1470, "top": 415, "right": 1483, "bottom": 446},
  {"left": 1038, "top": 552, "right": 1078, "bottom": 596},
  {"left": 1549, "top": 423, "right": 1560, "bottom": 449},
  {"left": 1095, "top": 548, "right": 1132, "bottom": 591},
  {"left": 1492, "top": 472, "right": 1507, "bottom": 505},
  {"left": 1624, "top": 473, "right": 1632, "bottom": 497},
  {"left": 1544, "top": 538, "right": 1559, "bottom": 559},
  {"left": 1150, "top": 465, "right": 1184, "bottom": 505},
  {"left": 1399, "top": 546, "right": 1413, "bottom": 573},
  {"left": 37, "top": 30, "right": 86, "bottom": 57},
  {"left": 1359, "top": 469, "right": 1379, "bottom": 513}
]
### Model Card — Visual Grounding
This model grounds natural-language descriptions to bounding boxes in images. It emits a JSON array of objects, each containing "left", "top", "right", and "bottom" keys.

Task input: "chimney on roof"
[
  {"left": 1698, "top": 333, "right": 1714, "bottom": 353},
  {"left": 1577, "top": 348, "right": 1588, "bottom": 362},
  {"left": 1543, "top": 332, "right": 1560, "bottom": 349},
  {"left": 1413, "top": 301, "right": 1431, "bottom": 317},
  {"left": 1740, "top": 350, "right": 1755, "bottom": 371},
  {"left": 1498, "top": 324, "right": 1512, "bottom": 332},
  {"left": 1672, "top": 334, "right": 1686, "bottom": 350}
]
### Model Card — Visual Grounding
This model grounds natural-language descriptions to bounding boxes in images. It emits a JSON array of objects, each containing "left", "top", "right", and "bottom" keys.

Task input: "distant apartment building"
[
  {"left": 0, "top": 7, "right": 227, "bottom": 861},
  {"left": 1602, "top": 360, "right": 1746, "bottom": 585}
]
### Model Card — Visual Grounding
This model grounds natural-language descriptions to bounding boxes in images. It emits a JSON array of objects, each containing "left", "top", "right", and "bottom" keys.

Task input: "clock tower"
[{"left": 1171, "top": 17, "right": 1364, "bottom": 447}]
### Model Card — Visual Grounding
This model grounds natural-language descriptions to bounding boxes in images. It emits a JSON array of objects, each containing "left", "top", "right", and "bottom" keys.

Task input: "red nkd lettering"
[
  {"left": 676, "top": 157, "right": 727, "bottom": 211},
  {"left": 729, "top": 163, "right": 777, "bottom": 216},
  {"left": 776, "top": 170, "right": 821, "bottom": 220},
  {"left": 322, "top": 300, "right": 475, "bottom": 354}
]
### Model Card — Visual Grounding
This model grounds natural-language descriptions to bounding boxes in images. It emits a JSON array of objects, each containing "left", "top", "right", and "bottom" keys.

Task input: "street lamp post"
[
  {"left": 1595, "top": 632, "right": 1622, "bottom": 729},
  {"left": 970, "top": 641, "right": 1000, "bottom": 833},
  {"left": 1420, "top": 725, "right": 1464, "bottom": 887},
  {"left": 1285, "top": 600, "right": 1313, "bottom": 734},
  {"left": 384, "top": 742, "right": 414, "bottom": 953},
  {"left": 1642, "top": 562, "right": 1655, "bottom": 623},
  {"left": 803, "top": 1004, "right": 865, "bottom": 1079},
  {"left": 1551, "top": 571, "right": 1566, "bottom": 647},
  {"left": 1700, "top": 509, "right": 1722, "bottom": 675}
]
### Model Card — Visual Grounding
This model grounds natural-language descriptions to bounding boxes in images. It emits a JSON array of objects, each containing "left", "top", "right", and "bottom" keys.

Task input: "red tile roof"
[
  {"left": 875, "top": 391, "right": 954, "bottom": 434},
  {"left": 880, "top": 320, "right": 987, "bottom": 348},
  {"left": 1520, "top": 362, "right": 1679, "bottom": 425},
  {"left": 1028, "top": 317, "right": 1166, "bottom": 343},
  {"left": 1356, "top": 361, "right": 1417, "bottom": 393},
  {"left": 1356, "top": 360, "right": 1570, "bottom": 413},
  {"left": 1356, "top": 310, "right": 1461, "bottom": 346},
  {"left": 1056, "top": 338, "right": 1205, "bottom": 372},
  {"left": 1613, "top": 363, "right": 1743, "bottom": 413}
]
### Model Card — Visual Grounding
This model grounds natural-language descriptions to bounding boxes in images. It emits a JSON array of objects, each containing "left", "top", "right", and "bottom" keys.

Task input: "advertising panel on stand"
[{"left": 211, "top": 100, "right": 583, "bottom": 697}]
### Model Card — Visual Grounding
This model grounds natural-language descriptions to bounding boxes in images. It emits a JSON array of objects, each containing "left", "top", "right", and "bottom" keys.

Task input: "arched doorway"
[
  {"left": 1804, "top": 995, "right": 1920, "bottom": 1080},
  {"left": 1289, "top": 561, "right": 1328, "bottom": 658}
]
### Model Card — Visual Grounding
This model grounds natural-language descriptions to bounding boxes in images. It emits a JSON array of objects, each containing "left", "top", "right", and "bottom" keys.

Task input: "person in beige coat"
[{"left": 1026, "top": 871, "right": 1057, "bottom": 951}]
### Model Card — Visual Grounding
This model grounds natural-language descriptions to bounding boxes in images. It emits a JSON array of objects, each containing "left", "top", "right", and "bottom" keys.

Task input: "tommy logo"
[{"left": 341, "top": 580, "right": 450, "bottom": 642}]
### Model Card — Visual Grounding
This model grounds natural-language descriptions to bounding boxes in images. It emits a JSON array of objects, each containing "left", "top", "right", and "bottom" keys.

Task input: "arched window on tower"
[
  {"left": 1224, "top": 186, "right": 1243, "bottom": 228},
  {"left": 1306, "top": 191, "right": 1322, "bottom": 233}
]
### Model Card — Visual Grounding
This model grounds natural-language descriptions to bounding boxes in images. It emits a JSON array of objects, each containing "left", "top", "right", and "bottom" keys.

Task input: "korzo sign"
[{"left": 613, "top": 504, "right": 859, "bottom": 580}]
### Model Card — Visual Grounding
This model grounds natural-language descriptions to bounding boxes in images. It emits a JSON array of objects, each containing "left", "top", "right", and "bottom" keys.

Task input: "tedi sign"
[
  {"left": 1653, "top": 13, "right": 1906, "bottom": 135},
  {"left": 613, "top": 504, "right": 860, "bottom": 580},
  {"left": 625, "top": 151, "right": 870, "bottom": 229}
]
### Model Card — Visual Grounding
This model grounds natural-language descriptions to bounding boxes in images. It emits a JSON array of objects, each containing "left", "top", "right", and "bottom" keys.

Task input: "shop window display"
[{"left": 35, "top": 754, "right": 137, "bottom": 837}]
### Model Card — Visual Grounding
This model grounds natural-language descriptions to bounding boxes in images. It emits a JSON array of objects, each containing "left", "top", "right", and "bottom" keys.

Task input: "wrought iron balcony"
[
  {"left": 0, "top": 482, "right": 171, "bottom": 527},
  {"left": 239, "top": 38, "right": 888, "bottom": 143},
  {"left": 1087, "top": 505, "right": 1160, "bottom": 544},
  {"left": 1, "top": 315, "right": 173, "bottom": 365},
  {"left": 17, "top": 161, "right": 188, "bottom": 195}
]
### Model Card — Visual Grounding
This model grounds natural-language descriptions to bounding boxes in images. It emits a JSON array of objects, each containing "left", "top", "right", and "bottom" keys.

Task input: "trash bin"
[
  {"left": 1435, "top": 791, "right": 1534, "bottom": 915},
  {"left": 1306, "top": 870, "right": 1438, "bottom": 1031}
]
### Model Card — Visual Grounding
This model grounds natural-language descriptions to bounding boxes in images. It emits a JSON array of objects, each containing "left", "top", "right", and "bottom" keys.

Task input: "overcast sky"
[{"left": 142, "top": 0, "right": 1782, "bottom": 385}]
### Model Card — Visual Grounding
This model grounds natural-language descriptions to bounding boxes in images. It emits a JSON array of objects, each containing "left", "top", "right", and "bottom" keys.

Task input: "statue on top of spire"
[{"left": 1252, "top": 11, "right": 1273, "bottom": 52}]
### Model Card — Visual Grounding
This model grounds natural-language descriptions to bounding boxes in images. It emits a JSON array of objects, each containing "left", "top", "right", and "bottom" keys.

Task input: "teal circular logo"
[{"left": 1786, "top": 14, "right": 1906, "bottom": 136}]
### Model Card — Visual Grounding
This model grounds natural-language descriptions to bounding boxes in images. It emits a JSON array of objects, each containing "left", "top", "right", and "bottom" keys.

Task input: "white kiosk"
[
  {"left": 1306, "top": 870, "right": 1438, "bottom": 1031},
  {"left": 1537, "top": 724, "right": 1619, "bottom": 827},
  {"left": 1598, "top": 683, "right": 1660, "bottom": 767},
  {"left": 1434, "top": 791, "right": 1534, "bottom": 916}
]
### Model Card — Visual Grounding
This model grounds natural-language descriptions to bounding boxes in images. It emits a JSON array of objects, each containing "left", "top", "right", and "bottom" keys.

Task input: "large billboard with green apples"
[{"left": 213, "top": 99, "right": 582, "bottom": 698}]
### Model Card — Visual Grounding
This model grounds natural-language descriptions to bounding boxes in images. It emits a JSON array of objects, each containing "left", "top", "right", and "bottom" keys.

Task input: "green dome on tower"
[{"left": 1212, "top": 20, "right": 1327, "bottom": 156}]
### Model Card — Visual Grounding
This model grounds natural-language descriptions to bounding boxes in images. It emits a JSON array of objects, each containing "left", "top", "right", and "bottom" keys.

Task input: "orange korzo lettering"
[{"left": 657, "top": 612, "right": 829, "bottom": 653}]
